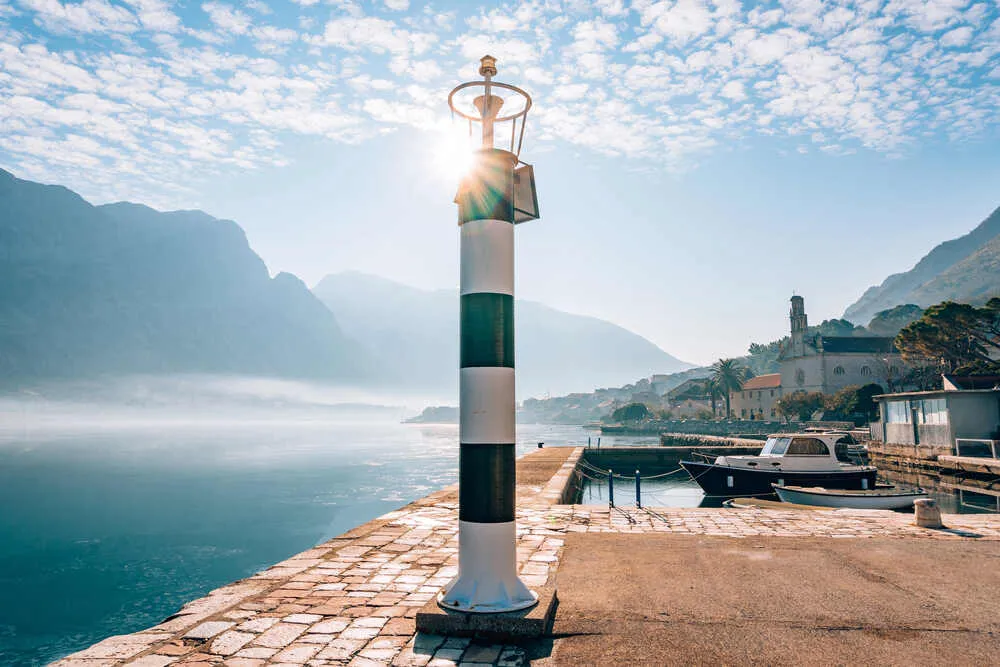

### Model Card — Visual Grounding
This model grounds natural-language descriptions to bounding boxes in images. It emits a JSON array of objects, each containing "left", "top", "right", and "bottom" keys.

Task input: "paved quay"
[{"left": 56, "top": 446, "right": 1000, "bottom": 666}]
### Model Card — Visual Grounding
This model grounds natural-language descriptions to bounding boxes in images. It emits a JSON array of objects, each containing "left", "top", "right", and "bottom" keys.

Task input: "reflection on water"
[
  {"left": 0, "top": 420, "right": 586, "bottom": 665},
  {"left": 876, "top": 469, "right": 1000, "bottom": 515},
  {"left": 580, "top": 475, "right": 723, "bottom": 508},
  {"left": 578, "top": 447, "right": 1000, "bottom": 515}
]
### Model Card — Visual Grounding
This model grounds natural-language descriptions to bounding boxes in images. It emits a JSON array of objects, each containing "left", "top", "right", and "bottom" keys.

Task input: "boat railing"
[{"left": 954, "top": 438, "right": 1000, "bottom": 459}]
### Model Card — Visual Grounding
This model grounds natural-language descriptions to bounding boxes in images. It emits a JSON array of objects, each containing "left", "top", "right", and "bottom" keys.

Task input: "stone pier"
[{"left": 55, "top": 446, "right": 1000, "bottom": 666}]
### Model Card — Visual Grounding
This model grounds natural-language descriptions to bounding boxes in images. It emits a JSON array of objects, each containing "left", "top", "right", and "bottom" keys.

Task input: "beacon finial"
[{"left": 479, "top": 55, "right": 497, "bottom": 78}]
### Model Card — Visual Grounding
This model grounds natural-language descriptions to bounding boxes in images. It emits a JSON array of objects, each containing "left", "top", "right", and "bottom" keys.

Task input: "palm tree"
[
  {"left": 704, "top": 377, "right": 724, "bottom": 418},
  {"left": 712, "top": 358, "right": 749, "bottom": 419}
]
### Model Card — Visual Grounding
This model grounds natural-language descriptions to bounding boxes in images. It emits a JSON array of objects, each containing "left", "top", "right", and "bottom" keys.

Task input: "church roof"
[
  {"left": 743, "top": 373, "right": 782, "bottom": 389},
  {"left": 820, "top": 336, "right": 897, "bottom": 354}
]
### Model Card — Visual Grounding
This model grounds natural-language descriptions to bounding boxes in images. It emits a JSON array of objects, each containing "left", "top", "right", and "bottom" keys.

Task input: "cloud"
[
  {"left": 0, "top": 0, "right": 997, "bottom": 203},
  {"left": 202, "top": 2, "right": 250, "bottom": 36},
  {"left": 18, "top": 0, "right": 139, "bottom": 34},
  {"left": 310, "top": 15, "right": 432, "bottom": 57},
  {"left": 720, "top": 80, "right": 746, "bottom": 100},
  {"left": 122, "top": 0, "right": 179, "bottom": 32},
  {"left": 637, "top": 0, "right": 716, "bottom": 45},
  {"left": 940, "top": 25, "right": 974, "bottom": 46}
]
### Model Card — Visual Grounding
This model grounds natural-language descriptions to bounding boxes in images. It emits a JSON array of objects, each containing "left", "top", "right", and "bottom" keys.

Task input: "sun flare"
[{"left": 431, "top": 130, "right": 476, "bottom": 186}]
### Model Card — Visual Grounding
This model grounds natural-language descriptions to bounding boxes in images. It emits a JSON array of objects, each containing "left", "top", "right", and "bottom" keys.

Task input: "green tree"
[
  {"left": 895, "top": 299, "right": 1000, "bottom": 373},
  {"left": 904, "top": 364, "right": 944, "bottom": 391},
  {"left": 705, "top": 376, "right": 725, "bottom": 418},
  {"left": 746, "top": 340, "right": 783, "bottom": 374},
  {"left": 867, "top": 304, "right": 924, "bottom": 336},
  {"left": 712, "top": 358, "right": 750, "bottom": 419},
  {"left": 776, "top": 391, "right": 826, "bottom": 421},
  {"left": 611, "top": 402, "right": 651, "bottom": 422},
  {"left": 855, "top": 383, "right": 885, "bottom": 422},
  {"left": 823, "top": 385, "right": 862, "bottom": 421},
  {"left": 823, "top": 383, "right": 884, "bottom": 424}
]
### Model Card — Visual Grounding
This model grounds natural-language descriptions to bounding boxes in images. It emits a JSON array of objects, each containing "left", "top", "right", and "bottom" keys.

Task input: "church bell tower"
[{"left": 789, "top": 295, "right": 808, "bottom": 357}]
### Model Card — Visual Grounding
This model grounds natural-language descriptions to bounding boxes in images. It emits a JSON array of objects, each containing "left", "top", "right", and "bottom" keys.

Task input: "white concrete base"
[{"left": 438, "top": 521, "right": 538, "bottom": 614}]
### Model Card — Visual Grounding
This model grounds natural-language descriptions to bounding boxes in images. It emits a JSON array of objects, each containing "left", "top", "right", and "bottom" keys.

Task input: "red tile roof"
[{"left": 742, "top": 373, "right": 782, "bottom": 390}]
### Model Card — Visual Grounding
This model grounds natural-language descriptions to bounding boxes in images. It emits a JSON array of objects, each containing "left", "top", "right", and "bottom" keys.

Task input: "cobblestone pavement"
[{"left": 55, "top": 447, "right": 1000, "bottom": 667}]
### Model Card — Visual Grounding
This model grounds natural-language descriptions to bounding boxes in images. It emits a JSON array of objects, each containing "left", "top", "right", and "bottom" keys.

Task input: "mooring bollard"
[
  {"left": 597, "top": 437, "right": 601, "bottom": 450},
  {"left": 635, "top": 469, "right": 641, "bottom": 508},
  {"left": 587, "top": 436, "right": 591, "bottom": 448},
  {"left": 914, "top": 498, "right": 943, "bottom": 529},
  {"left": 608, "top": 469, "right": 614, "bottom": 508}
]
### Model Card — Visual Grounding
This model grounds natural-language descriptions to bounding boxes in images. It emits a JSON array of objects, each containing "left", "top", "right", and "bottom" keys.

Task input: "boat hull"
[
  {"left": 773, "top": 485, "right": 926, "bottom": 510},
  {"left": 680, "top": 461, "right": 877, "bottom": 497}
]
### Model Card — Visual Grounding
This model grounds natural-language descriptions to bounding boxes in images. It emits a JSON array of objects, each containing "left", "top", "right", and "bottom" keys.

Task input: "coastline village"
[
  {"left": 512, "top": 294, "right": 1000, "bottom": 511},
  {"left": 521, "top": 295, "right": 1000, "bottom": 430}
]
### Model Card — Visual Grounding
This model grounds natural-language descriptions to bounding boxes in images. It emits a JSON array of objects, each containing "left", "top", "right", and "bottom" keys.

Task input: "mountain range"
[
  {"left": 312, "top": 272, "right": 691, "bottom": 398},
  {"left": 0, "top": 168, "right": 365, "bottom": 383},
  {"left": 844, "top": 206, "right": 1000, "bottom": 325},
  {"left": 0, "top": 168, "right": 689, "bottom": 397}
]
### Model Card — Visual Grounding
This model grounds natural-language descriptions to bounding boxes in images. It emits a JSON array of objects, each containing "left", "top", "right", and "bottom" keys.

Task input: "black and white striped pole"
[{"left": 438, "top": 55, "right": 539, "bottom": 614}]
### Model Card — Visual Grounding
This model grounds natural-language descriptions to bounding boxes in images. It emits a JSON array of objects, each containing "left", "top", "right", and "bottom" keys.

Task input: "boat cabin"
[{"left": 714, "top": 432, "right": 858, "bottom": 472}]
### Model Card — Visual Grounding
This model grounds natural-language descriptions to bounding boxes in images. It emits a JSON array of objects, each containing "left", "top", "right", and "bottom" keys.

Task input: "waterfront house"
[{"left": 874, "top": 383, "right": 1000, "bottom": 458}]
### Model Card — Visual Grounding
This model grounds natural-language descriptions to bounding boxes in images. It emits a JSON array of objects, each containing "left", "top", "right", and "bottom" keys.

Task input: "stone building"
[
  {"left": 731, "top": 373, "right": 782, "bottom": 420},
  {"left": 779, "top": 295, "right": 904, "bottom": 395}
]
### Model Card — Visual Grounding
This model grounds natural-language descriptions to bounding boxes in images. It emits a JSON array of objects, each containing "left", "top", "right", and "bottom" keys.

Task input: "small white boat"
[
  {"left": 680, "top": 431, "right": 877, "bottom": 497},
  {"left": 772, "top": 484, "right": 928, "bottom": 510}
]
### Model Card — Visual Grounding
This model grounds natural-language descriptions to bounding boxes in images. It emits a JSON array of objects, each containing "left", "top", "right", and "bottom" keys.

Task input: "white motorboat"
[
  {"left": 680, "top": 431, "right": 877, "bottom": 497},
  {"left": 772, "top": 484, "right": 928, "bottom": 510}
]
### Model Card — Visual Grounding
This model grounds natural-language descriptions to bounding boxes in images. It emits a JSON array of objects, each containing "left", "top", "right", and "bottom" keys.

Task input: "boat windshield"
[{"left": 761, "top": 437, "right": 791, "bottom": 456}]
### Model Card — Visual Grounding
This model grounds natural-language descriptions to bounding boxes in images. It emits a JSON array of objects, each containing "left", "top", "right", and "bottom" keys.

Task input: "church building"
[{"left": 778, "top": 295, "right": 904, "bottom": 395}]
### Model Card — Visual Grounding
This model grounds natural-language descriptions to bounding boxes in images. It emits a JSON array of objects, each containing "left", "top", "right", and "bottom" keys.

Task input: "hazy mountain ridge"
[
  {"left": 909, "top": 232, "right": 1000, "bottom": 306},
  {"left": 312, "top": 271, "right": 692, "bottom": 398},
  {"left": 0, "top": 168, "right": 364, "bottom": 383},
  {"left": 843, "top": 206, "right": 1000, "bottom": 324}
]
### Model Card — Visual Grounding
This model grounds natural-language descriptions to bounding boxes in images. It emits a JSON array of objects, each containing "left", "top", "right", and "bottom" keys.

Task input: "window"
[
  {"left": 834, "top": 435, "right": 856, "bottom": 462},
  {"left": 761, "top": 437, "right": 791, "bottom": 455},
  {"left": 834, "top": 366, "right": 845, "bottom": 375},
  {"left": 770, "top": 408, "right": 776, "bottom": 417},
  {"left": 919, "top": 398, "right": 948, "bottom": 425},
  {"left": 889, "top": 366, "right": 898, "bottom": 375},
  {"left": 787, "top": 437, "right": 830, "bottom": 456},
  {"left": 770, "top": 390, "right": 775, "bottom": 397},
  {"left": 886, "top": 401, "right": 910, "bottom": 423},
  {"left": 796, "top": 368, "right": 805, "bottom": 386},
  {"left": 861, "top": 366, "right": 871, "bottom": 376},
  {"left": 741, "top": 408, "right": 747, "bottom": 417}
]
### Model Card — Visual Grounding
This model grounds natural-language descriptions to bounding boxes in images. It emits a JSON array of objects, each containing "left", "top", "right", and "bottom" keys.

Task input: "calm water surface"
[
  {"left": 0, "top": 419, "right": 595, "bottom": 665},
  {"left": 3, "top": 422, "right": 992, "bottom": 664}
]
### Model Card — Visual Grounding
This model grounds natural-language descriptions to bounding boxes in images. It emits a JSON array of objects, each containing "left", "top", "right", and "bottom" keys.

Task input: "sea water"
[
  {"left": 1, "top": 419, "right": 991, "bottom": 664},
  {"left": 0, "top": 418, "right": 600, "bottom": 665}
]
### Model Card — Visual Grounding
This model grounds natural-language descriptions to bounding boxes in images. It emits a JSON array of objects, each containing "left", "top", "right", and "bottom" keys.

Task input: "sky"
[{"left": 0, "top": 0, "right": 998, "bottom": 367}]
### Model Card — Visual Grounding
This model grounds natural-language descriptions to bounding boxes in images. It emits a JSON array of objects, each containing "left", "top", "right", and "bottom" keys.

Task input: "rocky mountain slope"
[
  {"left": 844, "top": 206, "right": 1000, "bottom": 324},
  {"left": 0, "top": 169, "right": 364, "bottom": 384}
]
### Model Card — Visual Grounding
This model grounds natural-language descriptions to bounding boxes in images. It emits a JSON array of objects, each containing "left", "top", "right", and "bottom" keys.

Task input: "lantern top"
[
  {"left": 479, "top": 55, "right": 497, "bottom": 78},
  {"left": 448, "top": 55, "right": 532, "bottom": 156}
]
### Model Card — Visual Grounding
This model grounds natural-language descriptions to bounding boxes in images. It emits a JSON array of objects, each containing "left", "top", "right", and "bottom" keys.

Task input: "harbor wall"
[
  {"left": 583, "top": 435, "right": 761, "bottom": 475},
  {"left": 600, "top": 420, "right": 854, "bottom": 437}
]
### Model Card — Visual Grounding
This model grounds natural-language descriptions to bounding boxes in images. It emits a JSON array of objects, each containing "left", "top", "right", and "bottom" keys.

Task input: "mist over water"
[{"left": 0, "top": 379, "right": 589, "bottom": 665}]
